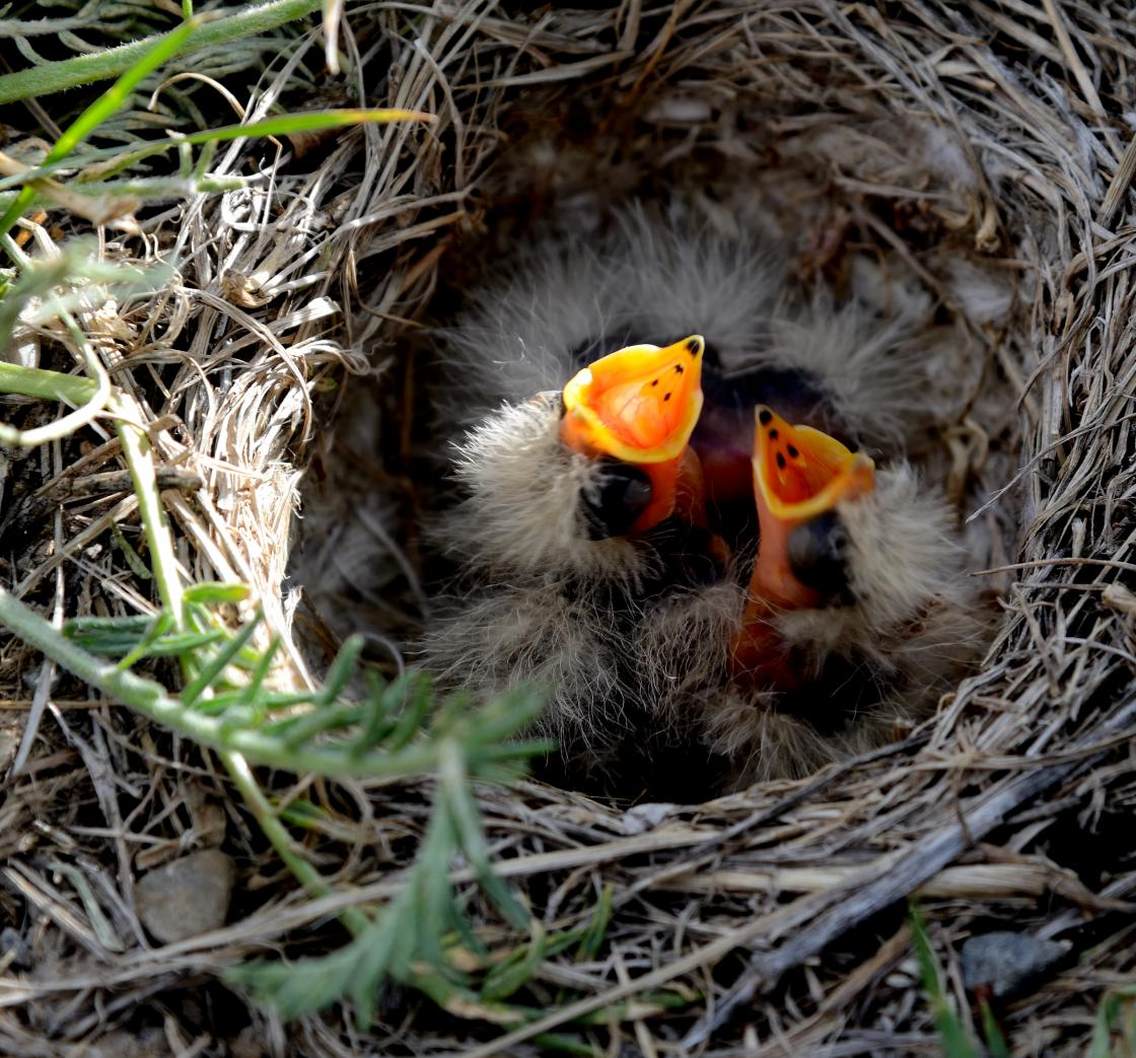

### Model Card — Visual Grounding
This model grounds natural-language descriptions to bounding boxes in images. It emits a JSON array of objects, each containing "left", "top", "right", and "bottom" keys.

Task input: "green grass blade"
[
  {"left": 184, "top": 583, "right": 251, "bottom": 605},
  {"left": 180, "top": 612, "right": 263, "bottom": 704},
  {"left": 88, "top": 108, "right": 434, "bottom": 180},
  {"left": 978, "top": 997, "right": 1010, "bottom": 1058},
  {"left": 576, "top": 884, "right": 613, "bottom": 961},
  {"left": 50, "top": 20, "right": 197, "bottom": 162},
  {"left": 0, "top": 0, "right": 323, "bottom": 106},
  {"left": 0, "top": 20, "right": 196, "bottom": 244},
  {"left": 0, "top": 362, "right": 98, "bottom": 406},
  {"left": 531, "top": 1033, "right": 598, "bottom": 1057},
  {"left": 910, "top": 903, "right": 979, "bottom": 1058},
  {"left": 180, "top": 108, "right": 435, "bottom": 143}
]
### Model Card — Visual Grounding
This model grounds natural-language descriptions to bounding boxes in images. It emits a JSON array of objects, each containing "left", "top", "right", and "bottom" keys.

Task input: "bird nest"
[{"left": 4, "top": 2, "right": 1136, "bottom": 1055}]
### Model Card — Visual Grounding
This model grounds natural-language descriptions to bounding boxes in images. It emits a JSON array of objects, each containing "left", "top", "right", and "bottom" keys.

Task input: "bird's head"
[
  {"left": 560, "top": 335, "right": 706, "bottom": 535},
  {"left": 748, "top": 405, "right": 876, "bottom": 610}
]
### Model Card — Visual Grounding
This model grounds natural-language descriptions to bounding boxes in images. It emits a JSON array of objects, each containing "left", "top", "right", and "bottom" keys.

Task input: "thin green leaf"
[
  {"left": 577, "top": 884, "right": 614, "bottom": 961},
  {"left": 978, "top": 997, "right": 1010, "bottom": 1058},
  {"left": 65, "top": 614, "right": 155, "bottom": 635},
  {"left": 0, "top": 362, "right": 98, "bottom": 406},
  {"left": 319, "top": 634, "right": 365, "bottom": 704},
  {"left": 0, "top": 0, "right": 323, "bottom": 106},
  {"left": 910, "top": 903, "right": 979, "bottom": 1058},
  {"left": 440, "top": 742, "right": 529, "bottom": 930},
  {"left": 183, "top": 582, "right": 251, "bottom": 605},
  {"left": 239, "top": 635, "right": 283, "bottom": 714},
  {"left": 180, "top": 611, "right": 263, "bottom": 704},
  {"left": 85, "top": 108, "right": 434, "bottom": 182},
  {"left": 481, "top": 923, "right": 547, "bottom": 1001},
  {"left": 53, "top": 20, "right": 197, "bottom": 161},
  {"left": 113, "top": 611, "right": 174, "bottom": 672},
  {"left": 111, "top": 523, "right": 153, "bottom": 582},
  {"left": 0, "top": 20, "right": 196, "bottom": 244},
  {"left": 532, "top": 1033, "right": 599, "bottom": 1057},
  {"left": 1090, "top": 987, "right": 1136, "bottom": 1058}
]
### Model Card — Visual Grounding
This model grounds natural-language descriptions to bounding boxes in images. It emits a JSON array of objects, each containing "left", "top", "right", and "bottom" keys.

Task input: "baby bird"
[
  {"left": 425, "top": 332, "right": 719, "bottom": 773},
  {"left": 425, "top": 205, "right": 987, "bottom": 788},
  {"left": 643, "top": 405, "right": 986, "bottom": 787}
]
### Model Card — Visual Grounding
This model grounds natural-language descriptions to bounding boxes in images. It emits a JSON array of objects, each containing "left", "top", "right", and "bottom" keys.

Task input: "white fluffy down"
[
  {"left": 426, "top": 206, "right": 991, "bottom": 786},
  {"left": 437, "top": 206, "right": 959, "bottom": 442},
  {"left": 440, "top": 396, "right": 648, "bottom": 583}
]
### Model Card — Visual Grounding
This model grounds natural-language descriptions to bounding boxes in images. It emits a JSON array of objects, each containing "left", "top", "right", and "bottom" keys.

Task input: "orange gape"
[
  {"left": 732, "top": 406, "right": 875, "bottom": 683},
  {"left": 561, "top": 336, "right": 707, "bottom": 534}
]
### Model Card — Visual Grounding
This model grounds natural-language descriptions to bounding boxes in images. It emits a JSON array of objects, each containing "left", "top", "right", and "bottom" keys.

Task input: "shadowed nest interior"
[{"left": 3, "top": 2, "right": 1136, "bottom": 1056}]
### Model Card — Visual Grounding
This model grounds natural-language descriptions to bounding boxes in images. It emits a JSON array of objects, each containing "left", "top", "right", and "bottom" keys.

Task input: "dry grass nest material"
[{"left": 4, "top": 2, "right": 1136, "bottom": 1055}]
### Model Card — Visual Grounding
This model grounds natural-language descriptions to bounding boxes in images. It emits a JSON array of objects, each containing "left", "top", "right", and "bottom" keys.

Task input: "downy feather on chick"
[
  {"left": 640, "top": 439, "right": 987, "bottom": 786},
  {"left": 425, "top": 205, "right": 988, "bottom": 783}
]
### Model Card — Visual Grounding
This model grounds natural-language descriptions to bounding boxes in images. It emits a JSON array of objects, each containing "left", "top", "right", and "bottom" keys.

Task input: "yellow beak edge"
[{"left": 560, "top": 335, "right": 705, "bottom": 464}]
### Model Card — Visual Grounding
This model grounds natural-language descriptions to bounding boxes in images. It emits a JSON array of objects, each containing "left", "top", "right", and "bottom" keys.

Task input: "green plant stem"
[
  {"left": 0, "top": 317, "right": 113, "bottom": 447},
  {"left": 0, "top": 586, "right": 451, "bottom": 780},
  {"left": 104, "top": 376, "right": 372, "bottom": 940},
  {"left": 0, "top": 0, "right": 323, "bottom": 106},
  {"left": 112, "top": 395, "right": 184, "bottom": 626},
  {"left": 223, "top": 748, "right": 371, "bottom": 935},
  {"left": 0, "top": 362, "right": 97, "bottom": 405}
]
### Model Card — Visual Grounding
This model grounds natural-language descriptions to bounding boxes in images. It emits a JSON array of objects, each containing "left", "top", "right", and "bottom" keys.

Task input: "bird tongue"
[
  {"left": 561, "top": 335, "right": 706, "bottom": 533},
  {"left": 732, "top": 406, "right": 876, "bottom": 682}
]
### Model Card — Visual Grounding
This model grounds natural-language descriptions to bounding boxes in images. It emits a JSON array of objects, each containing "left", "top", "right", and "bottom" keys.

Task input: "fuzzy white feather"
[{"left": 428, "top": 206, "right": 989, "bottom": 785}]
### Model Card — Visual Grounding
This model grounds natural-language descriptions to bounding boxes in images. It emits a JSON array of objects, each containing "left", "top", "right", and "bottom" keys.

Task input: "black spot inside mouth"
[
  {"left": 674, "top": 364, "right": 684, "bottom": 374},
  {"left": 776, "top": 452, "right": 786, "bottom": 469},
  {"left": 687, "top": 338, "right": 701, "bottom": 355},
  {"left": 787, "top": 444, "right": 799, "bottom": 459},
  {"left": 758, "top": 409, "right": 773, "bottom": 426},
  {"left": 664, "top": 393, "right": 672, "bottom": 402}
]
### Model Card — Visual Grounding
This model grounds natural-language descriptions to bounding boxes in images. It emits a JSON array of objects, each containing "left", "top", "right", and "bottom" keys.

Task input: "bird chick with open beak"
[
  {"left": 680, "top": 406, "right": 988, "bottom": 786},
  {"left": 427, "top": 205, "right": 988, "bottom": 786},
  {"left": 425, "top": 332, "right": 723, "bottom": 770}
]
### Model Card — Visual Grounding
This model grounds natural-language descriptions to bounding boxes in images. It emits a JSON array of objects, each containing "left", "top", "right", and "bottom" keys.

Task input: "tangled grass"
[{"left": 2, "top": 1, "right": 1136, "bottom": 1055}]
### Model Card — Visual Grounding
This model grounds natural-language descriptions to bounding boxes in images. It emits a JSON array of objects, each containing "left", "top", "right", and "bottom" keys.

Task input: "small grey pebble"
[
  {"left": 961, "top": 931, "right": 1069, "bottom": 999},
  {"left": 136, "top": 849, "right": 236, "bottom": 944}
]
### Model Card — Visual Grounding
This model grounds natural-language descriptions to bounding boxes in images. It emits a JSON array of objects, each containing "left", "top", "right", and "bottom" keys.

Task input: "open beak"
[
  {"left": 748, "top": 405, "right": 875, "bottom": 610},
  {"left": 732, "top": 406, "right": 875, "bottom": 683},
  {"left": 561, "top": 336, "right": 706, "bottom": 534},
  {"left": 561, "top": 335, "right": 705, "bottom": 463}
]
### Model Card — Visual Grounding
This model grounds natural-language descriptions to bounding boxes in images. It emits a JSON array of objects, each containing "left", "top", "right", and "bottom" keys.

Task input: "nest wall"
[{"left": 5, "top": 2, "right": 1136, "bottom": 1055}]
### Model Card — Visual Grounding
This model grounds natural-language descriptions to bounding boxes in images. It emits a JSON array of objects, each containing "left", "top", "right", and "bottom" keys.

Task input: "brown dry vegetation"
[{"left": 2, "top": 2, "right": 1136, "bottom": 1055}]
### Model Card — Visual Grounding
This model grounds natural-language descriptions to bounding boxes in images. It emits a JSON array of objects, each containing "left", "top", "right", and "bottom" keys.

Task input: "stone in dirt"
[
  {"left": 961, "top": 931, "right": 1070, "bottom": 999},
  {"left": 136, "top": 848, "right": 236, "bottom": 944}
]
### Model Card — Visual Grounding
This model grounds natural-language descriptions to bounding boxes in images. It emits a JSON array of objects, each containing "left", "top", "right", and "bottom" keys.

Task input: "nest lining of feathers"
[{"left": 4, "top": 2, "right": 1136, "bottom": 1056}]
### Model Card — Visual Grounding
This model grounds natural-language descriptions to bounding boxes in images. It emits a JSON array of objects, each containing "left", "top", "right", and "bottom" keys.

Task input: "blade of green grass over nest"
[
  {"left": 911, "top": 903, "right": 1012, "bottom": 1058},
  {"left": 0, "top": 18, "right": 196, "bottom": 244},
  {"left": 0, "top": 0, "right": 326, "bottom": 106}
]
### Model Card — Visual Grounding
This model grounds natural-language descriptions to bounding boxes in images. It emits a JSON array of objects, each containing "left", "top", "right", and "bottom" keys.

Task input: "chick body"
[{"left": 426, "top": 206, "right": 986, "bottom": 786}]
